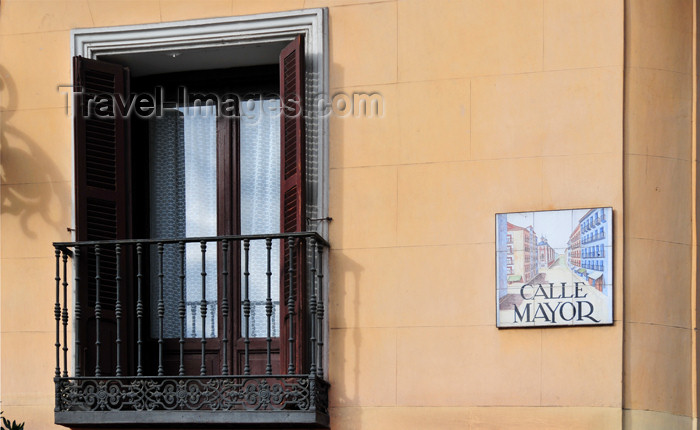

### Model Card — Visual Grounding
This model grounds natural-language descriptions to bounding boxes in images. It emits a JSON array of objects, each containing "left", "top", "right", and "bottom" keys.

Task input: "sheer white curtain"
[
  {"left": 183, "top": 105, "right": 218, "bottom": 338},
  {"left": 240, "top": 98, "right": 281, "bottom": 338},
  {"left": 149, "top": 100, "right": 280, "bottom": 340},
  {"left": 149, "top": 105, "right": 218, "bottom": 339}
]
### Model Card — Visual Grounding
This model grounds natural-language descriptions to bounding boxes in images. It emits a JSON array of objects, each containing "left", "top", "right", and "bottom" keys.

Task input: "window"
[{"left": 55, "top": 10, "right": 329, "bottom": 427}]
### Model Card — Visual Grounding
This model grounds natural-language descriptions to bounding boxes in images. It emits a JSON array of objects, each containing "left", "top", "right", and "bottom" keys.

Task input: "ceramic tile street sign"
[{"left": 496, "top": 208, "right": 613, "bottom": 328}]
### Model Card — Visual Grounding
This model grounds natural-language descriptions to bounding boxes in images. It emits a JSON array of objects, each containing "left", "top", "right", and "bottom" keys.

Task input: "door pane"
[
  {"left": 149, "top": 105, "right": 218, "bottom": 339},
  {"left": 240, "top": 98, "right": 281, "bottom": 338}
]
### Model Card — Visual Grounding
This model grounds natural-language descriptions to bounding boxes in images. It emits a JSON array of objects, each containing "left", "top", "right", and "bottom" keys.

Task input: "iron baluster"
[
  {"left": 178, "top": 241, "right": 186, "bottom": 376},
  {"left": 200, "top": 240, "right": 207, "bottom": 376},
  {"left": 221, "top": 240, "right": 229, "bottom": 375},
  {"left": 309, "top": 239, "right": 317, "bottom": 376},
  {"left": 74, "top": 246, "right": 81, "bottom": 377},
  {"left": 190, "top": 302, "right": 197, "bottom": 338},
  {"left": 136, "top": 242, "right": 144, "bottom": 376},
  {"left": 115, "top": 244, "right": 122, "bottom": 376},
  {"left": 54, "top": 248, "right": 61, "bottom": 378},
  {"left": 243, "top": 239, "right": 251, "bottom": 375},
  {"left": 62, "top": 251, "right": 69, "bottom": 377},
  {"left": 265, "top": 238, "right": 273, "bottom": 375},
  {"left": 157, "top": 242, "right": 165, "bottom": 376},
  {"left": 287, "top": 237, "right": 295, "bottom": 374},
  {"left": 94, "top": 244, "right": 102, "bottom": 377},
  {"left": 210, "top": 302, "right": 216, "bottom": 337},
  {"left": 309, "top": 376, "right": 317, "bottom": 410},
  {"left": 316, "top": 244, "right": 324, "bottom": 378}
]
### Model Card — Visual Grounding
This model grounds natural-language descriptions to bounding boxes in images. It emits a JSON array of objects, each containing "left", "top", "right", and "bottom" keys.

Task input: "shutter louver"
[
  {"left": 85, "top": 116, "right": 117, "bottom": 191},
  {"left": 278, "top": 35, "right": 306, "bottom": 374},
  {"left": 283, "top": 187, "right": 299, "bottom": 232}
]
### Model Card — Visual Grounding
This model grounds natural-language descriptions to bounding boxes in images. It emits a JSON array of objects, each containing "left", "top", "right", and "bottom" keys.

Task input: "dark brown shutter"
[
  {"left": 279, "top": 36, "right": 306, "bottom": 374},
  {"left": 74, "top": 56, "right": 129, "bottom": 244},
  {"left": 74, "top": 56, "right": 130, "bottom": 376}
]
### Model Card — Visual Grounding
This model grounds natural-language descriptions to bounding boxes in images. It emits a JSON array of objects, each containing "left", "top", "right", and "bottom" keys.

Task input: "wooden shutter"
[
  {"left": 74, "top": 56, "right": 130, "bottom": 376},
  {"left": 279, "top": 36, "right": 306, "bottom": 374}
]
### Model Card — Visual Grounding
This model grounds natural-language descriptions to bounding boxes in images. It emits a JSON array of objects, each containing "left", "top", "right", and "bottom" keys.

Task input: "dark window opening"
[{"left": 72, "top": 36, "right": 310, "bottom": 381}]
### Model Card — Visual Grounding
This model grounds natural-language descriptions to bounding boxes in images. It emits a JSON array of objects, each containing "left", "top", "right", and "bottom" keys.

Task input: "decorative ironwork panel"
[{"left": 56, "top": 375, "right": 328, "bottom": 414}]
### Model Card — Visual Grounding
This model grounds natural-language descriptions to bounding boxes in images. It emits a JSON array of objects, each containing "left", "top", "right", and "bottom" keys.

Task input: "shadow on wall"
[
  {"left": 0, "top": 65, "right": 70, "bottom": 240},
  {"left": 331, "top": 252, "right": 364, "bottom": 427},
  {"left": 326, "top": 56, "right": 370, "bottom": 430}
]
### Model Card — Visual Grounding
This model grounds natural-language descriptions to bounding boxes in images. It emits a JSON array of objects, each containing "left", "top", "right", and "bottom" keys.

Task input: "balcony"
[{"left": 52, "top": 232, "right": 330, "bottom": 428}]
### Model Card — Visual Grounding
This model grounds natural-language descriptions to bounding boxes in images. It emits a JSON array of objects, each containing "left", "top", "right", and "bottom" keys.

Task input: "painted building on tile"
[
  {"left": 568, "top": 223, "right": 582, "bottom": 271},
  {"left": 0, "top": 1, "right": 697, "bottom": 429},
  {"left": 537, "top": 237, "right": 556, "bottom": 270},
  {"left": 579, "top": 208, "right": 612, "bottom": 292},
  {"left": 507, "top": 222, "right": 539, "bottom": 284}
]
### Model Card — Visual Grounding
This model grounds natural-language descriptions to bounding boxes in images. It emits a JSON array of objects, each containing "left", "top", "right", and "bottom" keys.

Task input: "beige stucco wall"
[
  {"left": 329, "top": 0, "right": 623, "bottom": 429},
  {"left": 0, "top": 0, "right": 691, "bottom": 429},
  {"left": 623, "top": 0, "right": 696, "bottom": 428}
]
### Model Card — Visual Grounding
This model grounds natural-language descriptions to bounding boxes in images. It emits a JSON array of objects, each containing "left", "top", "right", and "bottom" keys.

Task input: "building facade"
[
  {"left": 537, "top": 237, "right": 556, "bottom": 270},
  {"left": 0, "top": 1, "right": 698, "bottom": 429},
  {"left": 506, "top": 222, "right": 539, "bottom": 284},
  {"left": 579, "top": 208, "right": 612, "bottom": 292},
  {"left": 568, "top": 223, "right": 582, "bottom": 271}
]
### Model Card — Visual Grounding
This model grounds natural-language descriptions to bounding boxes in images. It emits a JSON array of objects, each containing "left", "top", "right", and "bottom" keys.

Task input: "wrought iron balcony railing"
[{"left": 52, "top": 232, "right": 329, "bottom": 428}]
